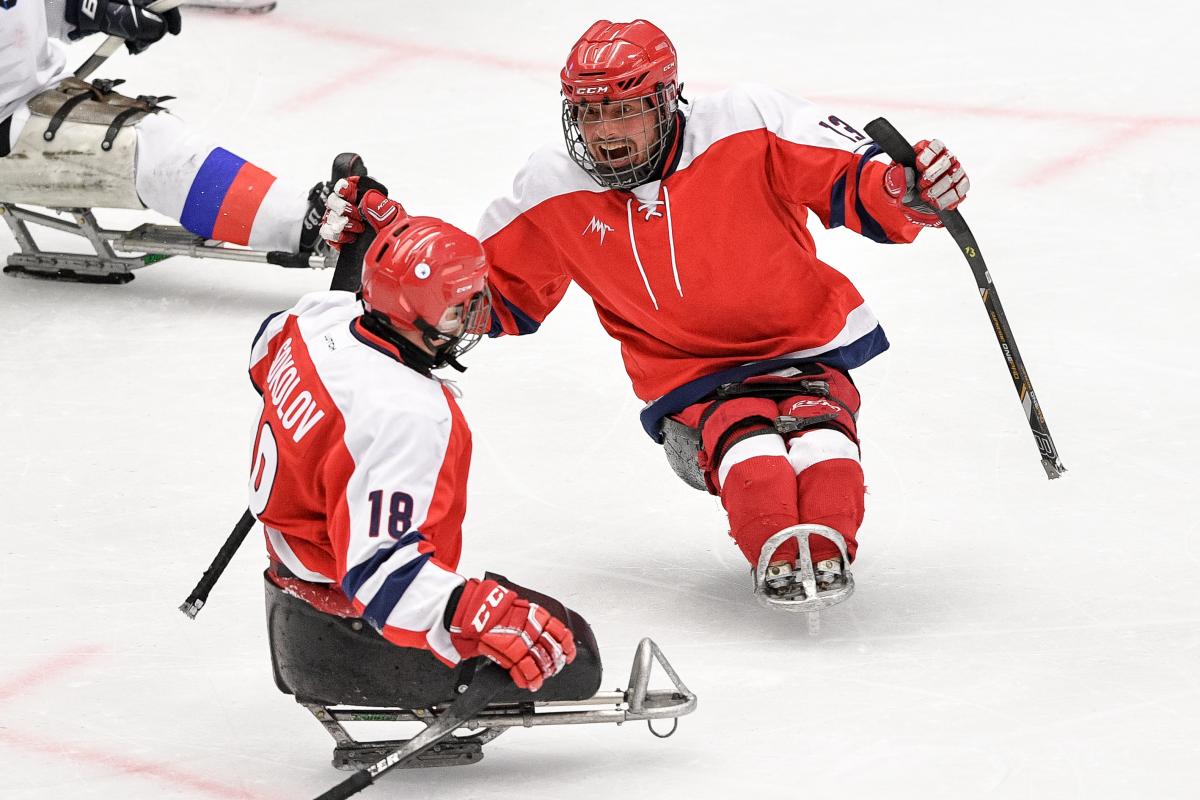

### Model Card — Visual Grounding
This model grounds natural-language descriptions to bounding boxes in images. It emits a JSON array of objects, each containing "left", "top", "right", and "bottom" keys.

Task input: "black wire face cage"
[
  {"left": 562, "top": 83, "right": 679, "bottom": 190},
  {"left": 420, "top": 287, "right": 491, "bottom": 369}
]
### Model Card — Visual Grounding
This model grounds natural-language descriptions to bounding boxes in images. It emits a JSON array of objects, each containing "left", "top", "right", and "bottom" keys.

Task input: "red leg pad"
[
  {"left": 795, "top": 458, "right": 865, "bottom": 563},
  {"left": 720, "top": 455, "right": 801, "bottom": 565}
]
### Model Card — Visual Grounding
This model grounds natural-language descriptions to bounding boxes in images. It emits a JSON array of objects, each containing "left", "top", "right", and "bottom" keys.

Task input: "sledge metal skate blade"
[
  {"left": 753, "top": 524, "right": 855, "bottom": 615},
  {"left": 3, "top": 204, "right": 143, "bottom": 281},
  {"left": 1, "top": 202, "right": 331, "bottom": 282},
  {"left": 332, "top": 734, "right": 493, "bottom": 771},
  {"left": 3, "top": 262, "right": 135, "bottom": 284}
]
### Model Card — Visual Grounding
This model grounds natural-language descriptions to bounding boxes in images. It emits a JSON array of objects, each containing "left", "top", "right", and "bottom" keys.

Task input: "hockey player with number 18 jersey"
[{"left": 248, "top": 195, "right": 575, "bottom": 690}]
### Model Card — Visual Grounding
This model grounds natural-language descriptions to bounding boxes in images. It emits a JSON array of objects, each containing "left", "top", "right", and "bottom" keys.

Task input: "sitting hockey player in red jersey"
[
  {"left": 248, "top": 193, "right": 582, "bottom": 698},
  {"left": 465, "top": 20, "right": 972, "bottom": 614},
  {"left": 1, "top": 0, "right": 334, "bottom": 271}
]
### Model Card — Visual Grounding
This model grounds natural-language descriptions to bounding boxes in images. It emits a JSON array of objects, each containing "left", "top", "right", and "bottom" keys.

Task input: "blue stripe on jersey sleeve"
[
  {"left": 488, "top": 292, "right": 542, "bottom": 337},
  {"left": 180, "top": 148, "right": 246, "bottom": 239},
  {"left": 252, "top": 310, "right": 286, "bottom": 351},
  {"left": 361, "top": 553, "right": 432, "bottom": 631},
  {"left": 828, "top": 175, "right": 847, "bottom": 229},
  {"left": 852, "top": 144, "right": 893, "bottom": 244},
  {"left": 249, "top": 310, "right": 287, "bottom": 395},
  {"left": 341, "top": 531, "right": 425, "bottom": 601}
]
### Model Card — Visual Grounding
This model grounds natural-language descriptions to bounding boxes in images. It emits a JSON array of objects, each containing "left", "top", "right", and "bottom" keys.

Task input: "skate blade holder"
[
  {"left": 753, "top": 524, "right": 855, "bottom": 633},
  {"left": 456, "top": 638, "right": 697, "bottom": 737},
  {"left": 1, "top": 203, "right": 333, "bottom": 284},
  {"left": 308, "top": 638, "right": 698, "bottom": 770}
]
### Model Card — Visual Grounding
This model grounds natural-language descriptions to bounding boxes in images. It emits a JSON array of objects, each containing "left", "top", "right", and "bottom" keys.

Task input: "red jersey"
[
  {"left": 247, "top": 291, "right": 471, "bottom": 665},
  {"left": 477, "top": 85, "right": 928, "bottom": 438}
]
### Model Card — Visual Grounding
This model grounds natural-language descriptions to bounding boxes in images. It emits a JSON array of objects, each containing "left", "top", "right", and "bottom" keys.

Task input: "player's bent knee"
[
  {"left": 786, "top": 427, "right": 860, "bottom": 475},
  {"left": 717, "top": 434, "right": 788, "bottom": 488}
]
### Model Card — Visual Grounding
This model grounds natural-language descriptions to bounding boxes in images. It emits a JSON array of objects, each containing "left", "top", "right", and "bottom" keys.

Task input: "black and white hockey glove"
[{"left": 66, "top": 0, "right": 183, "bottom": 55}]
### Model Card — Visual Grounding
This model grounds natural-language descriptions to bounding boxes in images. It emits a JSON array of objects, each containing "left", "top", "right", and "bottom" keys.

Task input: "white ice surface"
[{"left": 2, "top": 2, "right": 1198, "bottom": 798}]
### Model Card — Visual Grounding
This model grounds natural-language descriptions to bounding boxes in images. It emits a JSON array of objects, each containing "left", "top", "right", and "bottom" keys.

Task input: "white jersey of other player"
[{"left": 1, "top": 0, "right": 71, "bottom": 139}]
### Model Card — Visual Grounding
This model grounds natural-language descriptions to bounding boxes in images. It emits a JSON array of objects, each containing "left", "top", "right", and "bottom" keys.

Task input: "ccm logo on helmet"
[{"left": 576, "top": 86, "right": 610, "bottom": 95}]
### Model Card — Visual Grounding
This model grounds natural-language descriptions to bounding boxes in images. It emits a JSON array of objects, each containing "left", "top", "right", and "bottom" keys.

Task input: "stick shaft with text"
[{"left": 864, "top": 117, "right": 1065, "bottom": 479}]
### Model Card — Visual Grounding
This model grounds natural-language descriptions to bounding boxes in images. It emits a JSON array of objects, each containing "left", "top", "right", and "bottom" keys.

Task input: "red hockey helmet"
[
  {"left": 560, "top": 20, "right": 681, "bottom": 190},
  {"left": 361, "top": 216, "right": 490, "bottom": 368}
]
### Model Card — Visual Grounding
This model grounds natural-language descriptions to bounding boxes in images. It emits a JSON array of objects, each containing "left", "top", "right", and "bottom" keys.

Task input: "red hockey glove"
[
  {"left": 319, "top": 176, "right": 405, "bottom": 251},
  {"left": 882, "top": 138, "right": 970, "bottom": 227},
  {"left": 449, "top": 578, "right": 576, "bottom": 691}
]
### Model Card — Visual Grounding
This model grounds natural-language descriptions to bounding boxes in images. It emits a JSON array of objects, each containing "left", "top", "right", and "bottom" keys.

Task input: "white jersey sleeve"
[
  {"left": 248, "top": 291, "right": 471, "bottom": 665},
  {"left": 329, "top": 380, "right": 470, "bottom": 666},
  {"left": 1, "top": 1, "right": 71, "bottom": 129}
]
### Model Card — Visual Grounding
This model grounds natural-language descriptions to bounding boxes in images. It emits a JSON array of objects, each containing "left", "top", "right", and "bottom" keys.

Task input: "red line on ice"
[
  {"left": 0, "top": 644, "right": 105, "bottom": 702},
  {"left": 0, "top": 647, "right": 282, "bottom": 799},
  {"left": 0, "top": 729, "right": 280, "bottom": 800},
  {"left": 251, "top": 15, "right": 1200, "bottom": 129},
  {"left": 799, "top": 93, "right": 1200, "bottom": 129},
  {"left": 272, "top": 49, "right": 420, "bottom": 111},
  {"left": 247, "top": 15, "right": 542, "bottom": 75},
  {"left": 239, "top": 12, "right": 1194, "bottom": 186},
  {"left": 1015, "top": 122, "right": 1159, "bottom": 188}
]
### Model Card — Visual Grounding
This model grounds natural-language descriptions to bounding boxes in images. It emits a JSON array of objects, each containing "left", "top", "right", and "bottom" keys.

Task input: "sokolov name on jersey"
[{"left": 264, "top": 337, "right": 327, "bottom": 444}]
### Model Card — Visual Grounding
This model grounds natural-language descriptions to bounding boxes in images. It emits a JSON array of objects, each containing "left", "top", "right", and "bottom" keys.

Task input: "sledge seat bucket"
[{"left": 265, "top": 571, "right": 603, "bottom": 708}]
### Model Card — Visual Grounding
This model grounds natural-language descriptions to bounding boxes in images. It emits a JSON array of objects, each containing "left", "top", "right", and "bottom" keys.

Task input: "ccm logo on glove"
[
  {"left": 449, "top": 578, "right": 577, "bottom": 691},
  {"left": 470, "top": 584, "right": 509, "bottom": 633}
]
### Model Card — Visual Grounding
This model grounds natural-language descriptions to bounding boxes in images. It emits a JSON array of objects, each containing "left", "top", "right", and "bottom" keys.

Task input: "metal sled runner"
[
  {"left": 303, "top": 639, "right": 696, "bottom": 771},
  {"left": 1, "top": 204, "right": 330, "bottom": 284}
]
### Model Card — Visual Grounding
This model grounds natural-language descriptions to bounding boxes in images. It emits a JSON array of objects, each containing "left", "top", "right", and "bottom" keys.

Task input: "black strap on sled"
[
  {"left": 44, "top": 79, "right": 123, "bottom": 141},
  {"left": 700, "top": 409, "right": 778, "bottom": 468},
  {"left": 44, "top": 80, "right": 171, "bottom": 146},
  {"left": 102, "top": 94, "right": 174, "bottom": 151}
]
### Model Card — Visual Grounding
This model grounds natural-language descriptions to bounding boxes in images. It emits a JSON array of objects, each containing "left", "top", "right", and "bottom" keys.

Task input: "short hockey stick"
[
  {"left": 74, "top": 0, "right": 187, "bottom": 81},
  {"left": 864, "top": 118, "right": 1066, "bottom": 479},
  {"left": 178, "top": 508, "right": 255, "bottom": 618},
  {"left": 312, "top": 663, "right": 512, "bottom": 800}
]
